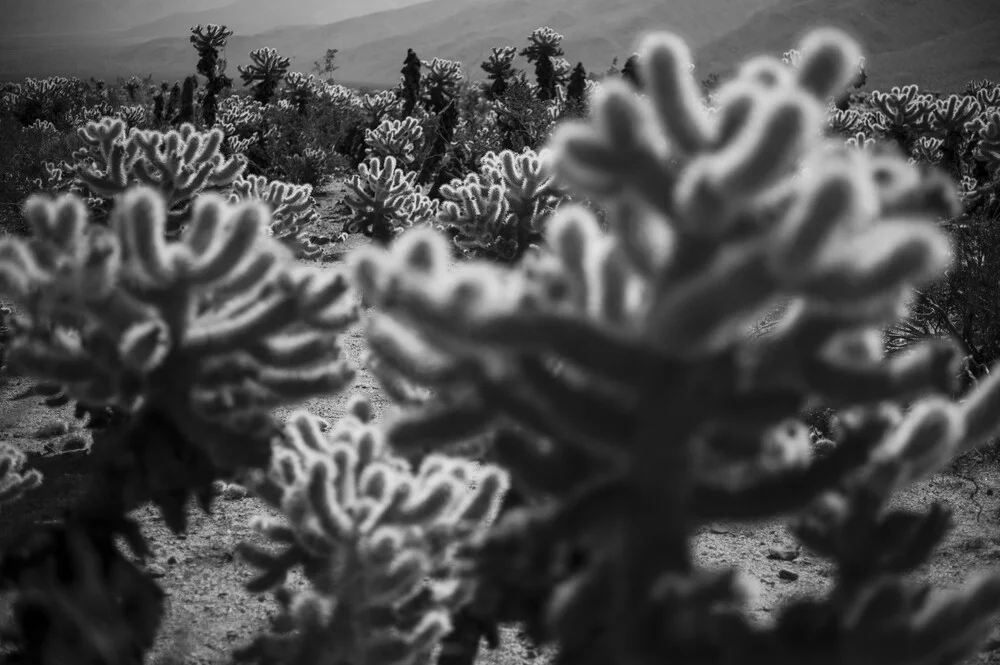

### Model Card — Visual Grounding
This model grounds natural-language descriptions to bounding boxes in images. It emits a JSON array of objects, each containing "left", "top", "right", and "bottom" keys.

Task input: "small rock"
[
  {"left": 145, "top": 564, "right": 167, "bottom": 579},
  {"left": 59, "top": 435, "right": 89, "bottom": 452},
  {"left": 34, "top": 421, "right": 70, "bottom": 440},
  {"left": 707, "top": 524, "right": 730, "bottom": 534},
  {"left": 167, "top": 556, "right": 179, "bottom": 565},
  {"left": 778, "top": 569, "right": 799, "bottom": 581},
  {"left": 223, "top": 484, "right": 251, "bottom": 500},
  {"left": 767, "top": 546, "right": 800, "bottom": 561}
]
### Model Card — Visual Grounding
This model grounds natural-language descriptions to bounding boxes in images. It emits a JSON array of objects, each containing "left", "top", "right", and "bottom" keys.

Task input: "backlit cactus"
[
  {"left": 0, "top": 187, "right": 357, "bottom": 476},
  {"left": 344, "top": 155, "right": 436, "bottom": 245},
  {"left": 436, "top": 148, "right": 565, "bottom": 261},
  {"left": 229, "top": 173, "right": 324, "bottom": 258},
  {"left": 349, "top": 27, "right": 1000, "bottom": 665},
  {"left": 240, "top": 47, "right": 292, "bottom": 105},
  {"left": 365, "top": 116, "right": 426, "bottom": 167},
  {"left": 233, "top": 398, "right": 507, "bottom": 665},
  {"left": 0, "top": 443, "right": 42, "bottom": 510},
  {"left": 71, "top": 117, "right": 246, "bottom": 232}
]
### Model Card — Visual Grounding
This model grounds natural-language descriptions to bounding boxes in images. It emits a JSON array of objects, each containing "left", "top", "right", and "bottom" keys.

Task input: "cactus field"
[{"left": 2, "top": 20, "right": 1000, "bottom": 665}]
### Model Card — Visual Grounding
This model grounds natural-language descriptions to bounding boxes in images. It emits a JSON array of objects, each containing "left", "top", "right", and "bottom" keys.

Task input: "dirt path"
[{"left": 3, "top": 182, "right": 1000, "bottom": 663}]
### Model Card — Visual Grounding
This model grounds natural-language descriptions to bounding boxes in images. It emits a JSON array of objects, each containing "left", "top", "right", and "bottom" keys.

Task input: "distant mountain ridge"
[
  {"left": 0, "top": 0, "right": 994, "bottom": 92},
  {"left": 0, "top": 0, "right": 231, "bottom": 37}
]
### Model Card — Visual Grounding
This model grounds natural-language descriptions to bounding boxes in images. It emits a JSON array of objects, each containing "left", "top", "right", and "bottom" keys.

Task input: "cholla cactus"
[
  {"left": 827, "top": 107, "right": 866, "bottom": 137},
  {"left": 233, "top": 398, "right": 507, "bottom": 664},
  {"left": 116, "top": 104, "right": 147, "bottom": 131},
  {"left": 437, "top": 148, "right": 565, "bottom": 261},
  {"left": 218, "top": 94, "right": 273, "bottom": 154},
  {"left": 72, "top": 117, "right": 246, "bottom": 232},
  {"left": 362, "top": 90, "right": 403, "bottom": 121},
  {"left": 520, "top": 27, "right": 565, "bottom": 101},
  {"left": 240, "top": 47, "right": 291, "bottom": 104},
  {"left": 0, "top": 443, "right": 42, "bottom": 510},
  {"left": 924, "top": 94, "right": 982, "bottom": 178},
  {"left": 975, "top": 83, "right": 1000, "bottom": 110},
  {"left": 869, "top": 85, "right": 934, "bottom": 153},
  {"left": 344, "top": 156, "right": 435, "bottom": 245},
  {"left": 482, "top": 46, "right": 519, "bottom": 100},
  {"left": 974, "top": 111, "right": 1000, "bottom": 168},
  {"left": 229, "top": 174, "right": 323, "bottom": 259},
  {"left": 365, "top": 116, "right": 425, "bottom": 167},
  {"left": 0, "top": 187, "right": 357, "bottom": 481},
  {"left": 419, "top": 58, "right": 464, "bottom": 115},
  {"left": 350, "top": 27, "right": 1000, "bottom": 665}
]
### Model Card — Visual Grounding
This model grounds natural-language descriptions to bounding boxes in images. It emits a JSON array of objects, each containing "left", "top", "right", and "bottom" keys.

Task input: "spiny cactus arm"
[
  {"left": 0, "top": 188, "right": 357, "bottom": 476},
  {"left": 0, "top": 443, "right": 42, "bottom": 509},
  {"left": 234, "top": 401, "right": 507, "bottom": 665}
]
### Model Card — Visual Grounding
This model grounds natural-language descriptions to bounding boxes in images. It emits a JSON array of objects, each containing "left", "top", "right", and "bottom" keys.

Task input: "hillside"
[
  {"left": 0, "top": 0, "right": 782, "bottom": 83},
  {"left": 0, "top": 0, "right": 231, "bottom": 37},
  {"left": 0, "top": 0, "right": 995, "bottom": 91},
  {"left": 116, "top": 0, "right": 435, "bottom": 41},
  {"left": 696, "top": 0, "right": 1000, "bottom": 91}
]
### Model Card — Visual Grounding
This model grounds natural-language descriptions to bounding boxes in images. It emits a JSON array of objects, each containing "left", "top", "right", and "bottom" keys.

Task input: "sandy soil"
[{"left": 3, "top": 180, "right": 1000, "bottom": 664}]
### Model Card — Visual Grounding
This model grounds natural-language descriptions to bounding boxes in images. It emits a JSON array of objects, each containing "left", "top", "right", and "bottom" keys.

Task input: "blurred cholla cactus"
[
  {"left": 0, "top": 443, "right": 42, "bottom": 510},
  {"left": 228, "top": 174, "right": 324, "bottom": 259},
  {"left": 240, "top": 47, "right": 292, "bottom": 104},
  {"left": 845, "top": 130, "right": 877, "bottom": 152},
  {"left": 0, "top": 187, "right": 358, "bottom": 491},
  {"left": 437, "top": 148, "right": 565, "bottom": 261},
  {"left": 783, "top": 47, "right": 866, "bottom": 91},
  {"left": 348, "top": 26, "right": 1000, "bottom": 665},
  {"left": 71, "top": 117, "right": 246, "bottom": 232},
  {"left": 365, "top": 116, "right": 425, "bottom": 167},
  {"left": 233, "top": 397, "right": 508, "bottom": 664},
  {"left": 344, "top": 156, "right": 437, "bottom": 245}
]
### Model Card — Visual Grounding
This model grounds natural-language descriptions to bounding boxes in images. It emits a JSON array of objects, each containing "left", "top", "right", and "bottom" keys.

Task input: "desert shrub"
[
  {"left": 250, "top": 94, "right": 368, "bottom": 186},
  {"left": 0, "top": 117, "right": 80, "bottom": 235}
]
